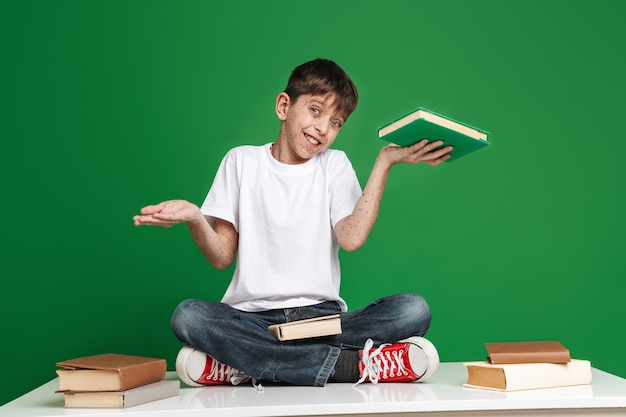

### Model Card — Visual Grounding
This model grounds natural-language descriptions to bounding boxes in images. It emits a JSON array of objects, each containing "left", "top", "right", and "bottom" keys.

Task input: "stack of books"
[
  {"left": 463, "top": 341, "right": 592, "bottom": 391},
  {"left": 55, "top": 353, "right": 179, "bottom": 408}
]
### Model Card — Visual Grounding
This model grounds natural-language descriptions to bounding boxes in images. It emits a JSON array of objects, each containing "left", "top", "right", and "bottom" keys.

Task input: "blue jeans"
[{"left": 170, "top": 293, "right": 431, "bottom": 386}]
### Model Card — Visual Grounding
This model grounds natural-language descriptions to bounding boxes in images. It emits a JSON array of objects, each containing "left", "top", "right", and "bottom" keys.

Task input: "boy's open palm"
[
  {"left": 133, "top": 200, "right": 203, "bottom": 227},
  {"left": 382, "top": 140, "right": 452, "bottom": 167}
]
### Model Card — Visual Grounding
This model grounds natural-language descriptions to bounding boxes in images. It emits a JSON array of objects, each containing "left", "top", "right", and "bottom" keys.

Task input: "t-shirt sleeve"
[{"left": 200, "top": 150, "right": 240, "bottom": 232}]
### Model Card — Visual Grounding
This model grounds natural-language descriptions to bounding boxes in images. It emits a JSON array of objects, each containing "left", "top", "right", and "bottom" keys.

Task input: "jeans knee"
[
  {"left": 170, "top": 299, "right": 201, "bottom": 341},
  {"left": 397, "top": 293, "right": 432, "bottom": 336}
]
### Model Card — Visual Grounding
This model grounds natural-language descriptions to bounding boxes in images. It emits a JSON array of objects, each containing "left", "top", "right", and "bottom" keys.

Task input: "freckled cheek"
[{"left": 326, "top": 135, "right": 339, "bottom": 147}]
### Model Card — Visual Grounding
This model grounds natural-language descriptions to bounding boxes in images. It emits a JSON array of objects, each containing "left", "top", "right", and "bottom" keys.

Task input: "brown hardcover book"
[
  {"left": 56, "top": 353, "right": 166, "bottom": 392},
  {"left": 485, "top": 341, "right": 571, "bottom": 364},
  {"left": 63, "top": 380, "right": 179, "bottom": 408},
  {"left": 463, "top": 359, "right": 591, "bottom": 391},
  {"left": 268, "top": 314, "right": 342, "bottom": 341}
]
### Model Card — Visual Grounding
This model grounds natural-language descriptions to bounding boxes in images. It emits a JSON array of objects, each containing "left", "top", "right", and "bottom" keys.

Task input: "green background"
[{"left": 2, "top": 0, "right": 625, "bottom": 405}]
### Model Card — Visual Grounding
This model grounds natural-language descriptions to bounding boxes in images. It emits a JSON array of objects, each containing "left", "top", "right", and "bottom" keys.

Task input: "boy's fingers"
[
  {"left": 423, "top": 145, "right": 453, "bottom": 159},
  {"left": 153, "top": 211, "right": 180, "bottom": 220},
  {"left": 140, "top": 204, "right": 161, "bottom": 215},
  {"left": 407, "top": 139, "right": 430, "bottom": 151},
  {"left": 426, "top": 140, "right": 444, "bottom": 149},
  {"left": 140, "top": 201, "right": 172, "bottom": 215},
  {"left": 427, "top": 149, "right": 453, "bottom": 165},
  {"left": 134, "top": 214, "right": 178, "bottom": 226},
  {"left": 407, "top": 140, "right": 445, "bottom": 158}
]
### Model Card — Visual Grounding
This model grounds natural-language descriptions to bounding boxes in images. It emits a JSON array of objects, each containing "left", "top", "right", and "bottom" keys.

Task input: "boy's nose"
[{"left": 314, "top": 116, "right": 329, "bottom": 135}]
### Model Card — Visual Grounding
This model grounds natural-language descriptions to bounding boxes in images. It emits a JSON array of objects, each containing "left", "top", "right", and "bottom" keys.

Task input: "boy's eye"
[
  {"left": 311, "top": 107, "right": 320, "bottom": 115},
  {"left": 332, "top": 120, "right": 343, "bottom": 128}
]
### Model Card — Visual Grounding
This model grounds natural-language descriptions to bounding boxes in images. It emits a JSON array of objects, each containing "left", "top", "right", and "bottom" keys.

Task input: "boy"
[{"left": 133, "top": 58, "right": 452, "bottom": 387}]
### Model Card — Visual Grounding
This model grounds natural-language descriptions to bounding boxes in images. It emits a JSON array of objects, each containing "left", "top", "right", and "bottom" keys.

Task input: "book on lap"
[
  {"left": 378, "top": 107, "right": 490, "bottom": 162},
  {"left": 268, "top": 314, "right": 342, "bottom": 341}
]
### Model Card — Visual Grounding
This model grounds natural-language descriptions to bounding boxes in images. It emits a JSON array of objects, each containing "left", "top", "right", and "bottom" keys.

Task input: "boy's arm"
[
  {"left": 133, "top": 200, "right": 237, "bottom": 270},
  {"left": 334, "top": 140, "right": 452, "bottom": 252}
]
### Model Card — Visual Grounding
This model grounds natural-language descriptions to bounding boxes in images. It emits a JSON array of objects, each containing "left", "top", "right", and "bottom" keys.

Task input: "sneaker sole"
[
  {"left": 401, "top": 336, "right": 440, "bottom": 382},
  {"left": 176, "top": 345, "right": 205, "bottom": 387}
]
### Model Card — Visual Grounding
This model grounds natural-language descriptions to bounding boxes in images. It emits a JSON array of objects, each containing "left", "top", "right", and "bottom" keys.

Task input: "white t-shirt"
[{"left": 201, "top": 143, "right": 362, "bottom": 312}]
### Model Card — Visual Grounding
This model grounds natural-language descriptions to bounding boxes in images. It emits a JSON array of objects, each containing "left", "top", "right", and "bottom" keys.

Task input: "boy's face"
[{"left": 275, "top": 93, "right": 345, "bottom": 164}]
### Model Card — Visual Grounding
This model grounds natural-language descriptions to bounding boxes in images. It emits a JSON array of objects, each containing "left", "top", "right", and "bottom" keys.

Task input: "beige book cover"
[
  {"left": 268, "top": 314, "right": 341, "bottom": 341},
  {"left": 464, "top": 359, "right": 592, "bottom": 391},
  {"left": 63, "top": 379, "right": 179, "bottom": 408}
]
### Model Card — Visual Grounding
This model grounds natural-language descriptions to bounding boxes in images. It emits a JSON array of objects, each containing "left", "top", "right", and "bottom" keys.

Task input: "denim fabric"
[{"left": 170, "top": 293, "right": 431, "bottom": 386}]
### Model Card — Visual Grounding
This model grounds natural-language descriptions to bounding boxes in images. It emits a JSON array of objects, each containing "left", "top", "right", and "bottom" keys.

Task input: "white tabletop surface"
[{"left": 2, "top": 362, "right": 626, "bottom": 417}]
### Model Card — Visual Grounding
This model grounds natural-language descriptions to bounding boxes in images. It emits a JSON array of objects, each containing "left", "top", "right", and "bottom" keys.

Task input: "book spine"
[
  {"left": 491, "top": 351, "right": 571, "bottom": 364},
  {"left": 267, "top": 325, "right": 283, "bottom": 341}
]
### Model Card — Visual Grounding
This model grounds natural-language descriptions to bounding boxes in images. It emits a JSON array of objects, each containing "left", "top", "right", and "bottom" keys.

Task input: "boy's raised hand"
[
  {"left": 381, "top": 139, "right": 453, "bottom": 167},
  {"left": 133, "top": 199, "right": 204, "bottom": 227}
]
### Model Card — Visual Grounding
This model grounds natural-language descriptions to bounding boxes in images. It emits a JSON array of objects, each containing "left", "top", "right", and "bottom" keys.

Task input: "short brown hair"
[{"left": 284, "top": 58, "right": 359, "bottom": 119}]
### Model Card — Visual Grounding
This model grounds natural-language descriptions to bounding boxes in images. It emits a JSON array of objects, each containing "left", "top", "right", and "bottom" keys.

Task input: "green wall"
[{"left": 2, "top": 0, "right": 625, "bottom": 405}]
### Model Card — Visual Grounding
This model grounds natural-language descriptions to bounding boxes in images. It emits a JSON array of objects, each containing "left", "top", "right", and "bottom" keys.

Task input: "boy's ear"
[{"left": 275, "top": 92, "right": 291, "bottom": 121}]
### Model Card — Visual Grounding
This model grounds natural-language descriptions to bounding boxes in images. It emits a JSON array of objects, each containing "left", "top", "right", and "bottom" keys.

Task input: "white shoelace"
[
  {"left": 207, "top": 359, "right": 264, "bottom": 392},
  {"left": 354, "top": 338, "right": 410, "bottom": 386},
  {"left": 206, "top": 360, "right": 248, "bottom": 384}
]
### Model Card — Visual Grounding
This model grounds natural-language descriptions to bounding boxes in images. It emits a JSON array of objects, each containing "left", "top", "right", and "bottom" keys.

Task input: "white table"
[{"left": 2, "top": 363, "right": 626, "bottom": 417}]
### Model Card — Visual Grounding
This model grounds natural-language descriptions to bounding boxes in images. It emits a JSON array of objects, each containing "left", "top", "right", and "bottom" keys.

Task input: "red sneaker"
[
  {"left": 356, "top": 337, "right": 439, "bottom": 384},
  {"left": 176, "top": 346, "right": 250, "bottom": 387}
]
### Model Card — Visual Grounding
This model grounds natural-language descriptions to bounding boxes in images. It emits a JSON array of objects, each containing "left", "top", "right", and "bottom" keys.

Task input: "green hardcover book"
[{"left": 378, "top": 107, "right": 490, "bottom": 162}]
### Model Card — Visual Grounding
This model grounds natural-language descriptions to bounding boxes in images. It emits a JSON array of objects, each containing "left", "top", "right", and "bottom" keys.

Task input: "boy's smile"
[{"left": 273, "top": 93, "right": 345, "bottom": 164}]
